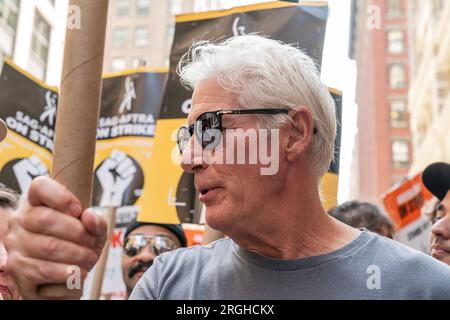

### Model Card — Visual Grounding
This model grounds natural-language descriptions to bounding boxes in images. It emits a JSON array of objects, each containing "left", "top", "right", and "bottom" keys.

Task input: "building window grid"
[
  {"left": 113, "top": 27, "right": 127, "bottom": 48},
  {"left": 390, "top": 99, "right": 408, "bottom": 128},
  {"left": 387, "top": 30, "right": 404, "bottom": 54},
  {"left": 116, "top": 0, "right": 130, "bottom": 17},
  {"left": 134, "top": 26, "right": 148, "bottom": 48},
  {"left": 389, "top": 63, "right": 406, "bottom": 88},
  {"left": 136, "top": 0, "right": 150, "bottom": 16},
  {"left": 31, "top": 10, "right": 51, "bottom": 64},
  {"left": 111, "top": 57, "right": 127, "bottom": 71},
  {"left": 391, "top": 139, "right": 410, "bottom": 167},
  {"left": 386, "top": 0, "right": 403, "bottom": 17},
  {"left": 0, "top": 0, "right": 20, "bottom": 32}
]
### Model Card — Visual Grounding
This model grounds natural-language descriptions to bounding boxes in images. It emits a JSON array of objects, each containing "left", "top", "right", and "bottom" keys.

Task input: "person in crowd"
[
  {"left": 423, "top": 162, "right": 450, "bottom": 266},
  {"left": 5, "top": 35, "right": 450, "bottom": 299},
  {"left": 121, "top": 220, "right": 187, "bottom": 298},
  {"left": 329, "top": 201, "right": 396, "bottom": 239},
  {"left": 0, "top": 186, "right": 21, "bottom": 300}
]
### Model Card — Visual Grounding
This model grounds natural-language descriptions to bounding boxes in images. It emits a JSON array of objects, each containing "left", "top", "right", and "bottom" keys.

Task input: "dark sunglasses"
[
  {"left": 176, "top": 108, "right": 291, "bottom": 154},
  {"left": 123, "top": 234, "right": 179, "bottom": 257}
]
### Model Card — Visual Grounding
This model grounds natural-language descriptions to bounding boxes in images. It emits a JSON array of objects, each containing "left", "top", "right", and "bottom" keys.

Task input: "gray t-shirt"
[{"left": 130, "top": 230, "right": 450, "bottom": 299}]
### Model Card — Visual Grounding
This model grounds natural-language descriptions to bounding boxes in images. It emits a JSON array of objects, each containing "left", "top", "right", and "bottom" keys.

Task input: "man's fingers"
[
  {"left": 19, "top": 206, "right": 96, "bottom": 248},
  {"left": 37, "top": 284, "right": 82, "bottom": 300},
  {"left": 7, "top": 252, "right": 88, "bottom": 300},
  {"left": 81, "top": 209, "right": 108, "bottom": 255},
  {"left": 27, "top": 176, "right": 82, "bottom": 218},
  {"left": 11, "top": 228, "right": 98, "bottom": 270}
]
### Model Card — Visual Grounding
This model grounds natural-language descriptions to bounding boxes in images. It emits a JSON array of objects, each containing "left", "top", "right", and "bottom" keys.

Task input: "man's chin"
[{"left": 205, "top": 207, "right": 233, "bottom": 232}]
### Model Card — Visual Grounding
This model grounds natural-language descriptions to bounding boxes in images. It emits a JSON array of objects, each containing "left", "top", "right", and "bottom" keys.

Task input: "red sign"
[{"left": 383, "top": 173, "right": 433, "bottom": 230}]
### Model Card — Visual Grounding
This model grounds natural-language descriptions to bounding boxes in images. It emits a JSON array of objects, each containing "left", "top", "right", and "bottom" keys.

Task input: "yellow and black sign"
[
  {"left": 0, "top": 60, "right": 57, "bottom": 194},
  {"left": 139, "top": 1, "right": 335, "bottom": 224},
  {"left": 91, "top": 68, "right": 167, "bottom": 210},
  {"left": 0, "top": 61, "right": 169, "bottom": 217},
  {"left": 322, "top": 88, "right": 342, "bottom": 210}
]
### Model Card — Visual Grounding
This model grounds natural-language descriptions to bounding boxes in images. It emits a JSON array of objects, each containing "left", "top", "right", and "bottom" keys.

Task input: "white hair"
[{"left": 177, "top": 35, "right": 336, "bottom": 178}]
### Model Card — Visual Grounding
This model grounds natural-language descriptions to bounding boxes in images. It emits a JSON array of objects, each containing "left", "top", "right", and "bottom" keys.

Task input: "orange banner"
[{"left": 383, "top": 173, "right": 434, "bottom": 230}]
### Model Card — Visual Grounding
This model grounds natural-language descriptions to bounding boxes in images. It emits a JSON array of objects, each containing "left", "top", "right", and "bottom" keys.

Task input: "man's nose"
[
  {"left": 136, "top": 246, "right": 156, "bottom": 263},
  {"left": 431, "top": 215, "right": 450, "bottom": 240},
  {"left": 180, "top": 136, "right": 207, "bottom": 173}
]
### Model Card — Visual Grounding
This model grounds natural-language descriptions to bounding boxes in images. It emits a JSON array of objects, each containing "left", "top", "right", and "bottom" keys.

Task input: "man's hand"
[{"left": 5, "top": 176, "right": 107, "bottom": 299}]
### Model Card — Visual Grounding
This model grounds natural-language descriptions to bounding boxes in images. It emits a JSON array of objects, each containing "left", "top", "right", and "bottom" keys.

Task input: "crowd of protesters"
[{"left": 0, "top": 36, "right": 450, "bottom": 300}]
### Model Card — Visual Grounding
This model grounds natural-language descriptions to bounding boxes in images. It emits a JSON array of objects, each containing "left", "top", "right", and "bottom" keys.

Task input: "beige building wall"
[
  {"left": 103, "top": 0, "right": 211, "bottom": 73},
  {"left": 408, "top": 0, "right": 450, "bottom": 174}
]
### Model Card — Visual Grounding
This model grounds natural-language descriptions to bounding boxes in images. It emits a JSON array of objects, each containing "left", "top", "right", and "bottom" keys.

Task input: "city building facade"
[
  {"left": 408, "top": 0, "right": 450, "bottom": 174},
  {"left": 349, "top": 0, "right": 412, "bottom": 204},
  {"left": 0, "top": 0, "right": 68, "bottom": 86}
]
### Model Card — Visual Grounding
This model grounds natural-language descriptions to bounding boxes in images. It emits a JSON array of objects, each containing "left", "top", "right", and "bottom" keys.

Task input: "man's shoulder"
[
  {"left": 369, "top": 233, "right": 442, "bottom": 265},
  {"left": 363, "top": 232, "right": 450, "bottom": 295}
]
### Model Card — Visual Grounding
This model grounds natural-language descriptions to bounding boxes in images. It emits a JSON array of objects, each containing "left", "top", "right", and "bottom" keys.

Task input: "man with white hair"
[
  {"left": 131, "top": 35, "right": 450, "bottom": 299},
  {"left": 5, "top": 35, "right": 450, "bottom": 300}
]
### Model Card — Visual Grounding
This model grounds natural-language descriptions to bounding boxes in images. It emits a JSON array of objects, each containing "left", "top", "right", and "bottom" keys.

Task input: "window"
[
  {"left": 134, "top": 26, "right": 148, "bottom": 48},
  {"left": 131, "top": 57, "right": 149, "bottom": 68},
  {"left": 0, "top": 0, "right": 20, "bottom": 31},
  {"left": 111, "top": 58, "right": 126, "bottom": 71},
  {"left": 390, "top": 100, "right": 408, "bottom": 128},
  {"left": 387, "top": 0, "right": 402, "bottom": 16},
  {"left": 113, "top": 27, "right": 127, "bottom": 48},
  {"left": 389, "top": 64, "right": 406, "bottom": 88},
  {"left": 31, "top": 11, "right": 51, "bottom": 63},
  {"left": 388, "top": 30, "right": 404, "bottom": 54},
  {"left": 136, "top": 0, "right": 149, "bottom": 16},
  {"left": 392, "top": 139, "right": 409, "bottom": 166},
  {"left": 116, "top": 0, "right": 130, "bottom": 17}
]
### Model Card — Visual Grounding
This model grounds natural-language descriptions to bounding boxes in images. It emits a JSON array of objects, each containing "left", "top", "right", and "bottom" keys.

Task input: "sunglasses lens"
[
  {"left": 124, "top": 235, "right": 179, "bottom": 257},
  {"left": 124, "top": 235, "right": 145, "bottom": 257},
  {"left": 152, "top": 236, "right": 178, "bottom": 256},
  {"left": 177, "top": 126, "right": 191, "bottom": 154},
  {"left": 195, "top": 113, "right": 222, "bottom": 150}
]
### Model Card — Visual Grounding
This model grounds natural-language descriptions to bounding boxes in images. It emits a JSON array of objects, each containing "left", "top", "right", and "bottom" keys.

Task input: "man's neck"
[{"left": 229, "top": 176, "right": 360, "bottom": 260}]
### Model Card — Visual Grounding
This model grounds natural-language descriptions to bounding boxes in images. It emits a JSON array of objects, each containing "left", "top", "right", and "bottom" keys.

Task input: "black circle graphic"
[{"left": 92, "top": 154, "right": 144, "bottom": 207}]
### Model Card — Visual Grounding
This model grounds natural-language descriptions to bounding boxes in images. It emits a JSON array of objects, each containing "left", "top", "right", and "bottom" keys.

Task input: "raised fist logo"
[
  {"left": 12, "top": 156, "right": 49, "bottom": 194},
  {"left": 96, "top": 150, "right": 137, "bottom": 207}
]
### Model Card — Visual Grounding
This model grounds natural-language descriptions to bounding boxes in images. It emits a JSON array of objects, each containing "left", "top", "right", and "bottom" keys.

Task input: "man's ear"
[{"left": 285, "top": 106, "right": 315, "bottom": 162}]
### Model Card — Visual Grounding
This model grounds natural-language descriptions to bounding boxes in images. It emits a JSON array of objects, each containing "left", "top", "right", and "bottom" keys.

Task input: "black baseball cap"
[
  {"left": 0, "top": 119, "right": 7, "bottom": 142},
  {"left": 124, "top": 219, "right": 187, "bottom": 247},
  {"left": 422, "top": 162, "right": 450, "bottom": 201}
]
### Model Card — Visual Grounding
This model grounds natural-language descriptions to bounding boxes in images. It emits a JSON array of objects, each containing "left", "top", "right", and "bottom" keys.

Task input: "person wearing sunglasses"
[
  {"left": 422, "top": 162, "right": 450, "bottom": 266},
  {"left": 130, "top": 35, "right": 450, "bottom": 300},
  {"left": 121, "top": 220, "right": 186, "bottom": 299}
]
